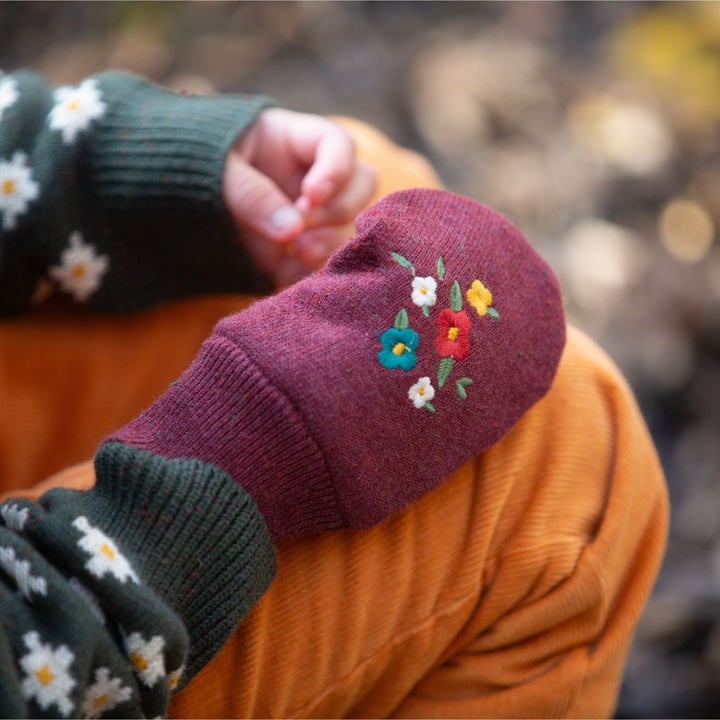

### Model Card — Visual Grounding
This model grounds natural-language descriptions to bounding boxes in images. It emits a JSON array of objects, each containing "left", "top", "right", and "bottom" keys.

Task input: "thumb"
[{"left": 223, "top": 152, "right": 305, "bottom": 243}]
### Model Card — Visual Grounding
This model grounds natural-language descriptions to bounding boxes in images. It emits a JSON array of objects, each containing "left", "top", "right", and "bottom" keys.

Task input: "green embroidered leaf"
[
  {"left": 422, "top": 305, "right": 430, "bottom": 318},
  {"left": 394, "top": 308, "right": 409, "bottom": 330},
  {"left": 455, "top": 377, "right": 473, "bottom": 399},
  {"left": 487, "top": 307, "right": 500, "bottom": 321},
  {"left": 391, "top": 252, "right": 415, "bottom": 275},
  {"left": 424, "top": 402, "right": 436, "bottom": 414},
  {"left": 438, "top": 356, "right": 454, "bottom": 388},
  {"left": 437, "top": 257, "right": 446, "bottom": 281},
  {"left": 450, "top": 280, "right": 462, "bottom": 312}
]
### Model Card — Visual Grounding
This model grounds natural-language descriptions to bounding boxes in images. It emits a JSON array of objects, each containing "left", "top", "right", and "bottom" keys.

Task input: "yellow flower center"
[
  {"left": 35, "top": 665, "right": 55, "bottom": 686},
  {"left": 447, "top": 326, "right": 459, "bottom": 342},
  {"left": 392, "top": 342, "right": 406, "bottom": 355},
  {"left": 93, "top": 695, "right": 108, "bottom": 709},
  {"left": 421, "top": 287, "right": 428, "bottom": 295},
  {"left": 2, "top": 179, "right": 16, "bottom": 196},
  {"left": 418, "top": 386, "right": 425, "bottom": 396},
  {"left": 67, "top": 99, "right": 79, "bottom": 112},
  {"left": 130, "top": 652, "right": 149, "bottom": 672},
  {"left": 100, "top": 543, "right": 115, "bottom": 561},
  {"left": 71, "top": 263, "right": 87, "bottom": 279}
]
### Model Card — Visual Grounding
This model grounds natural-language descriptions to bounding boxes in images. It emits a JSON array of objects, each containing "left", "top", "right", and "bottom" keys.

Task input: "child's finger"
[
  {"left": 296, "top": 120, "right": 357, "bottom": 207},
  {"left": 300, "top": 161, "right": 377, "bottom": 229},
  {"left": 293, "top": 223, "right": 356, "bottom": 268},
  {"left": 223, "top": 152, "right": 305, "bottom": 243}
]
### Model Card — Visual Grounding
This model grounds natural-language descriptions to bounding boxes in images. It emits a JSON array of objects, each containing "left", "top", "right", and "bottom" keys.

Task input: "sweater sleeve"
[
  {"left": 0, "top": 69, "right": 274, "bottom": 315},
  {"left": 0, "top": 443, "right": 276, "bottom": 719}
]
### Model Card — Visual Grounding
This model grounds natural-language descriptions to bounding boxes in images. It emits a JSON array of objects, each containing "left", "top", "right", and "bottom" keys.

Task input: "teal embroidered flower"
[{"left": 378, "top": 327, "right": 419, "bottom": 371}]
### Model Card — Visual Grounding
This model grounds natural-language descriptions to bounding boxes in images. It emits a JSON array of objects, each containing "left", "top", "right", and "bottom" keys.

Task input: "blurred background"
[{"left": 1, "top": 1, "right": 719, "bottom": 715}]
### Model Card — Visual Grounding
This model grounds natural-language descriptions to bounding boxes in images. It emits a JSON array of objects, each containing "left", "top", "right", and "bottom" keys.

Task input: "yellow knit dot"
[
  {"left": 392, "top": 342, "right": 406, "bottom": 356},
  {"left": 93, "top": 695, "right": 108, "bottom": 709},
  {"left": 67, "top": 100, "right": 79, "bottom": 112},
  {"left": 100, "top": 543, "right": 115, "bottom": 561},
  {"left": 447, "top": 326, "right": 459, "bottom": 341},
  {"left": 35, "top": 665, "right": 55, "bottom": 686},
  {"left": 2, "top": 179, "right": 16, "bottom": 196},
  {"left": 130, "top": 652, "right": 149, "bottom": 672},
  {"left": 71, "top": 264, "right": 87, "bottom": 279}
]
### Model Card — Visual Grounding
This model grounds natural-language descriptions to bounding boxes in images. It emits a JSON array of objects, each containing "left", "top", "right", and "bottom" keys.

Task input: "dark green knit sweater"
[{"left": 0, "top": 69, "right": 273, "bottom": 315}]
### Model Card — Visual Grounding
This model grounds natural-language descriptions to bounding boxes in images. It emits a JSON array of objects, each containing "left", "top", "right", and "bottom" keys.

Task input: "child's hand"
[{"left": 223, "top": 108, "right": 377, "bottom": 286}]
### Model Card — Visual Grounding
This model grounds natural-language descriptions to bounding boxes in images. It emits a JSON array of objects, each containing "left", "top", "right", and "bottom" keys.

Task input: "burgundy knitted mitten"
[{"left": 109, "top": 189, "right": 566, "bottom": 543}]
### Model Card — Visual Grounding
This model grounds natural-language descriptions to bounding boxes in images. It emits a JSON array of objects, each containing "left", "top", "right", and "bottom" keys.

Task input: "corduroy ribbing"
[{"left": 108, "top": 336, "right": 342, "bottom": 544}]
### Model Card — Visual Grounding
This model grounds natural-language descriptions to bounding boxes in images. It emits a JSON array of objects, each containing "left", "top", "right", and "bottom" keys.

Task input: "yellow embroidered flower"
[
  {"left": 466, "top": 279, "right": 492, "bottom": 316},
  {"left": 466, "top": 279, "right": 500, "bottom": 320}
]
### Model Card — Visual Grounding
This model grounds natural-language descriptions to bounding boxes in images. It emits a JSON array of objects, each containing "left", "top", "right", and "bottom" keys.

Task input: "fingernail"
[{"left": 271, "top": 207, "right": 303, "bottom": 234}]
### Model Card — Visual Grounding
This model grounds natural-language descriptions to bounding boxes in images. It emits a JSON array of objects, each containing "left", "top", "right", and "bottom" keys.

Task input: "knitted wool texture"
[
  {"left": 0, "top": 70, "right": 272, "bottom": 315},
  {"left": 0, "top": 443, "right": 275, "bottom": 718},
  {"left": 111, "top": 189, "right": 567, "bottom": 543}
]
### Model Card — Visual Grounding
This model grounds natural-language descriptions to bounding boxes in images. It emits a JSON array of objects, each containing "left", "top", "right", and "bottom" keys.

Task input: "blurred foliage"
[{"left": 2, "top": 1, "right": 720, "bottom": 716}]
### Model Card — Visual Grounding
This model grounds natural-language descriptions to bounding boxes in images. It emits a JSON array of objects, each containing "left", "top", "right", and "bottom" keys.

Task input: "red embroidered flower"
[{"left": 435, "top": 308, "right": 471, "bottom": 360}]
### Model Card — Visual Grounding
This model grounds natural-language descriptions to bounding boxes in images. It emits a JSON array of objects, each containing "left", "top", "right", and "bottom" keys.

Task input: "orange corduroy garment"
[
  {"left": 15, "top": 326, "right": 668, "bottom": 718},
  {"left": 0, "top": 119, "right": 668, "bottom": 718}
]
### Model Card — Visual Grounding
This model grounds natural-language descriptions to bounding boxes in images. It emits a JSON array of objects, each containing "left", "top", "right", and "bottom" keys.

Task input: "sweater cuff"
[
  {"left": 33, "top": 442, "right": 277, "bottom": 681},
  {"left": 87, "top": 71, "right": 274, "bottom": 213}
]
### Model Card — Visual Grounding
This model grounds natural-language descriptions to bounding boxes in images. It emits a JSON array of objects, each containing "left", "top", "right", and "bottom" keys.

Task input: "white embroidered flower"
[
  {"left": 68, "top": 577, "right": 106, "bottom": 625},
  {"left": 1, "top": 502, "right": 30, "bottom": 531},
  {"left": 20, "top": 631, "right": 76, "bottom": 717},
  {"left": 72, "top": 516, "right": 139, "bottom": 584},
  {"left": 49, "top": 232, "right": 109, "bottom": 302},
  {"left": 0, "top": 151, "right": 39, "bottom": 230},
  {"left": 81, "top": 667, "right": 133, "bottom": 718},
  {"left": 408, "top": 376, "right": 435, "bottom": 409},
  {"left": 124, "top": 632, "right": 166, "bottom": 687},
  {"left": 168, "top": 664, "right": 185, "bottom": 692},
  {"left": 411, "top": 276, "right": 437, "bottom": 308},
  {"left": 0, "top": 76, "right": 19, "bottom": 122},
  {"left": 0, "top": 546, "right": 48, "bottom": 600},
  {"left": 48, "top": 78, "right": 106, "bottom": 144}
]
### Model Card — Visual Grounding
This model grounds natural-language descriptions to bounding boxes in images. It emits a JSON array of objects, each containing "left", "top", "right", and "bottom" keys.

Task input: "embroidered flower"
[
  {"left": 72, "top": 516, "right": 139, "bottom": 584},
  {"left": 467, "top": 279, "right": 499, "bottom": 319},
  {"left": 0, "top": 546, "right": 48, "bottom": 600},
  {"left": 411, "top": 276, "right": 437, "bottom": 309},
  {"left": 378, "top": 327, "right": 419, "bottom": 371},
  {"left": 81, "top": 667, "right": 133, "bottom": 718},
  {"left": 0, "top": 151, "right": 39, "bottom": 230},
  {"left": 1, "top": 502, "right": 30, "bottom": 531},
  {"left": 20, "top": 631, "right": 76, "bottom": 717},
  {"left": 124, "top": 632, "right": 166, "bottom": 687},
  {"left": 48, "top": 79, "right": 106, "bottom": 144},
  {"left": 49, "top": 232, "right": 109, "bottom": 302},
  {"left": 408, "top": 377, "right": 435, "bottom": 411},
  {"left": 435, "top": 308, "right": 471, "bottom": 361},
  {"left": 0, "top": 76, "right": 19, "bottom": 122}
]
